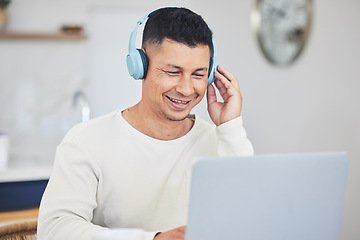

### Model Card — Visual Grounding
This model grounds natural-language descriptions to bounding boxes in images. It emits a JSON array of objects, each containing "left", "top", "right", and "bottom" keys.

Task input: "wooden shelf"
[{"left": 0, "top": 32, "right": 87, "bottom": 40}]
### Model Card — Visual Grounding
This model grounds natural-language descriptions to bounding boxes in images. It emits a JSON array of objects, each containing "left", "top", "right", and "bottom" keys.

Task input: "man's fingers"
[
  {"left": 214, "top": 73, "right": 228, "bottom": 97},
  {"left": 206, "top": 83, "right": 217, "bottom": 106},
  {"left": 217, "top": 65, "right": 240, "bottom": 90}
]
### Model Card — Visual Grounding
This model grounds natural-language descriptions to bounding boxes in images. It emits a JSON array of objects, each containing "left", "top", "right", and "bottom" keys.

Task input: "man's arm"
[
  {"left": 38, "top": 135, "right": 163, "bottom": 240},
  {"left": 208, "top": 65, "right": 254, "bottom": 156},
  {"left": 37, "top": 140, "right": 106, "bottom": 240}
]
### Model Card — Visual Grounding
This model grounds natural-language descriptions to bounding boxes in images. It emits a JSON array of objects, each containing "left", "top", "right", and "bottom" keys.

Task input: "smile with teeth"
[{"left": 166, "top": 96, "right": 190, "bottom": 105}]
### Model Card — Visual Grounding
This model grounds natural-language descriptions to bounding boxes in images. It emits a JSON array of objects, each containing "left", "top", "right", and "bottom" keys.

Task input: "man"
[{"left": 37, "top": 7, "right": 253, "bottom": 240}]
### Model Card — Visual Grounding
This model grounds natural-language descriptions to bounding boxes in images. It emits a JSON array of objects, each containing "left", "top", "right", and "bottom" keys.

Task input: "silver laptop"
[{"left": 185, "top": 152, "right": 349, "bottom": 240}]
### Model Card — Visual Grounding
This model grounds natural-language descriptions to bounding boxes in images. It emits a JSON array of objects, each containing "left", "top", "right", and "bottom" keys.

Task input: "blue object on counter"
[{"left": 0, "top": 179, "right": 48, "bottom": 212}]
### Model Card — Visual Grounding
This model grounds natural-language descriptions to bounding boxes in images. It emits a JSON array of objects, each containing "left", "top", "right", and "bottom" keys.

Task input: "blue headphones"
[{"left": 126, "top": 7, "right": 218, "bottom": 85}]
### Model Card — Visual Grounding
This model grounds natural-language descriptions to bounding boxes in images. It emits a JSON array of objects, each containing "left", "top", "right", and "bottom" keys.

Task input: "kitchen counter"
[
  {"left": 0, "top": 166, "right": 52, "bottom": 212},
  {"left": 0, "top": 166, "right": 52, "bottom": 183}
]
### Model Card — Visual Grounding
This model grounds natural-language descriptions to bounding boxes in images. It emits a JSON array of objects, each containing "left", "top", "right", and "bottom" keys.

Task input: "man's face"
[{"left": 142, "top": 38, "right": 210, "bottom": 122}]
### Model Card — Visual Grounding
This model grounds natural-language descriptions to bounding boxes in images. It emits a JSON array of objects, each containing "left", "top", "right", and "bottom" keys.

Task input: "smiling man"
[{"left": 38, "top": 7, "right": 254, "bottom": 240}]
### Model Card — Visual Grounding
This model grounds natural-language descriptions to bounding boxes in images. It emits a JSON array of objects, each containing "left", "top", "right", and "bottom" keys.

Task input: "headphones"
[{"left": 126, "top": 7, "right": 218, "bottom": 85}]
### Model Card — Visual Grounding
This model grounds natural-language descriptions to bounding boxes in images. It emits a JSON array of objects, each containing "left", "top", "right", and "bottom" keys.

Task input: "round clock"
[{"left": 252, "top": 0, "right": 313, "bottom": 66}]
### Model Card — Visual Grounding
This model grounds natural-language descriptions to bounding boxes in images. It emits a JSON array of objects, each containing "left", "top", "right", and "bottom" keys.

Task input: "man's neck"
[{"left": 121, "top": 103, "right": 195, "bottom": 141}]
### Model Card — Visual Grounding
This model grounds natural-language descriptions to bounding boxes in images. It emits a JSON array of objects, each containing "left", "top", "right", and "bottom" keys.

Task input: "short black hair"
[{"left": 142, "top": 7, "right": 213, "bottom": 50}]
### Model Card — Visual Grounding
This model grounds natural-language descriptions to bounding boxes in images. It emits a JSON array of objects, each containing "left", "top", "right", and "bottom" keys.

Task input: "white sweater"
[{"left": 37, "top": 110, "right": 253, "bottom": 240}]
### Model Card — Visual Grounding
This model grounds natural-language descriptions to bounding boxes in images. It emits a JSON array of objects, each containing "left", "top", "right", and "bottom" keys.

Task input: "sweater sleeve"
[
  {"left": 37, "top": 139, "right": 106, "bottom": 240},
  {"left": 38, "top": 138, "right": 163, "bottom": 240},
  {"left": 215, "top": 116, "right": 254, "bottom": 156},
  {"left": 144, "top": 232, "right": 161, "bottom": 240}
]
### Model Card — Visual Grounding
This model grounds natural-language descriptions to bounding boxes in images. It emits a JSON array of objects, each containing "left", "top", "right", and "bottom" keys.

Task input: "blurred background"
[{"left": 0, "top": 0, "right": 359, "bottom": 239}]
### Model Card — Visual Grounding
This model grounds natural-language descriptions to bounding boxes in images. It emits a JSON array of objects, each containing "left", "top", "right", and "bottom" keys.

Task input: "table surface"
[{"left": 0, "top": 208, "right": 39, "bottom": 225}]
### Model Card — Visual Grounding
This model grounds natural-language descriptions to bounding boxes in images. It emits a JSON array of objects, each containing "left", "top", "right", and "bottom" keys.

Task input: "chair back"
[{"left": 0, "top": 219, "right": 37, "bottom": 240}]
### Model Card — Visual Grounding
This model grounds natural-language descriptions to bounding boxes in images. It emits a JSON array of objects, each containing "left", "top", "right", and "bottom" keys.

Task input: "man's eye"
[
  {"left": 167, "top": 71, "right": 180, "bottom": 76},
  {"left": 193, "top": 73, "right": 205, "bottom": 78}
]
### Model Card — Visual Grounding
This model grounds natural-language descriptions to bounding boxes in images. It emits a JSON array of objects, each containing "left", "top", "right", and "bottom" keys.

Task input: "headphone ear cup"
[
  {"left": 127, "top": 50, "right": 142, "bottom": 80},
  {"left": 208, "top": 58, "right": 215, "bottom": 85},
  {"left": 207, "top": 39, "right": 218, "bottom": 85},
  {"left": 137, "top": 49, "right": 149, "bottom": 79}
]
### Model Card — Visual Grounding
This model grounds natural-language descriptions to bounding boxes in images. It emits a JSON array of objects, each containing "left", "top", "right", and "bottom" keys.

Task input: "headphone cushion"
[
  {"left": 208, "top": 56, "right": 217, "bottom": 85},
  {"left": 137, "top": 49, "right": 149, "bottom": 79}
]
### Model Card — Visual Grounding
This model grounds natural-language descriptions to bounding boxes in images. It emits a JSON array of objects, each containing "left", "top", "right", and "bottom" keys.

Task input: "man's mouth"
[{"left": 166, "top": 96, "right": 191, "bottom": 105}]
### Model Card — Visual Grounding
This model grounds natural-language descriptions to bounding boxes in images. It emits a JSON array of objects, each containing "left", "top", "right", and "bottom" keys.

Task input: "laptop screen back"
[{"left": 185, "top": 152, "right": 348, "bottom": 240}]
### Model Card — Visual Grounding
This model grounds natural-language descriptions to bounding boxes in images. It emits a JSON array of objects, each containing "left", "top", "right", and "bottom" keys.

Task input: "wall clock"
[{"left": 252, "top": 0, "right": 313, "bottom": 66}]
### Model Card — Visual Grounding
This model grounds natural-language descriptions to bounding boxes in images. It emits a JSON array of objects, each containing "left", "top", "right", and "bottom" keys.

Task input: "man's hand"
[
  {"left": 207, "top": 65, "right": 242, "bottom": 126},
  {"left": 154, "top": 226, "right": 186, "bottom": 240}
]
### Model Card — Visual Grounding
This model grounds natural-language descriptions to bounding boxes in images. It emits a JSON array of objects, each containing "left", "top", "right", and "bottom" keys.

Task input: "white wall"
[{"left": 0, "top": 0, "right": 359, "bottom": 239}]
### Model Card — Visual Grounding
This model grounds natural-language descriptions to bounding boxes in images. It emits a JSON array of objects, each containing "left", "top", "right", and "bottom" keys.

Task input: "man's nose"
[{"left": 175, "top": 75, "right": 194, "bottom": 96}]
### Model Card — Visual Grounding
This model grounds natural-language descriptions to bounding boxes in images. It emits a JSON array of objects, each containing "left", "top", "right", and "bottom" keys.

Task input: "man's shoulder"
[{"left": 63, "top": 110, "right": 122, "bottom": 142}]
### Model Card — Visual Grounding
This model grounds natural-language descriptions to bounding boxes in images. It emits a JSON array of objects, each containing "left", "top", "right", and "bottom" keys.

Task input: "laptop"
[{"left": 185, "top": 152, "right": 349, "bottom": 240}]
